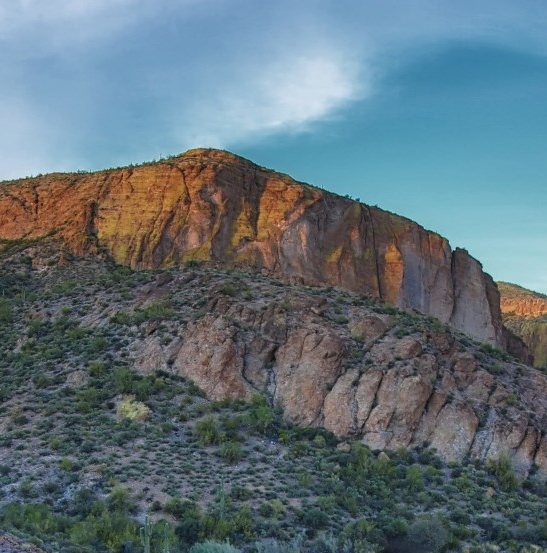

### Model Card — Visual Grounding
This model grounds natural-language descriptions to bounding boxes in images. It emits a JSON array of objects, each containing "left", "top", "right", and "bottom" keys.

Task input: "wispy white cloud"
[
  {"left": 171, "top": 0, "right": 547, "bottom": 152},
  {"left": 0, "top": 0, "right": 138, "bottom": 45},
  {"left": 179, "top": 49, "right": 365, "bottom": 149},
  {"left": 0, "top": 0, "right": 221, "bottom": 49},
  {"left": 0, "top": 0, "right": 546, "bottom": 179}
]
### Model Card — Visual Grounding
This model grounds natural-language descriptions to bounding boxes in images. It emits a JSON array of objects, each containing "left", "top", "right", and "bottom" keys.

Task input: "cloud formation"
[
  {"left": 0, "top": 0, "right": 546, "bottom": 179},
  {"left": 179, "top": 49, "right": 364, "bottom": 149}
]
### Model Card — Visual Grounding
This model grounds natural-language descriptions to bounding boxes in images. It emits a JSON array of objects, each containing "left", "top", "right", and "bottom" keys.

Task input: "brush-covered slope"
[
  {"left": 0, "top": 243, "right": 545, "bottom": 472},
  {"left": 1, "top": 244, "right": 547, "bottom": 553},
  {"left": 499, "top": 282, "right": 547, "bottom": 369},
  {"left": 0, "top": 148, "right": 509, "bottom": 350}
]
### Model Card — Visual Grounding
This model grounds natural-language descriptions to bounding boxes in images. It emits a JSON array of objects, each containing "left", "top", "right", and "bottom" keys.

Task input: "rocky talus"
[
  {"left": 0, "top": 534, "right": 46, "bottom": 553},
  {"left": 0, "top": 149, "right": 516, "bottom": 352}
]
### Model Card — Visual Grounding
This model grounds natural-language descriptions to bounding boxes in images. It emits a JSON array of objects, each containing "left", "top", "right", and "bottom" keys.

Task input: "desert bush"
[
  {"left": 301, "top": 507, "right": 329, "bottom": 530},
  {"left": 219, "top": 441, "right": 243, "bottom": 464},
  {"left": 195, "top": 416, "right": 221, "bottom": 446},
  {"left": 0, "top": 502, "right": 64, "bottom": 536},
  {"left": 69, "top": 509, "right": 139, "bottom": 552},
  {"left": 134, "top": 301, "right": 175, "bottom": 323},
  {"left": 386, "top": 515, "right": 448, "bottom": 553},
  {"left": 107, "top": 486, "right": 137, "bottom": 514},
  {"left": 0, "top": 298, "right": 13, "bottom": 325},
  {"left": 188, "top": 541, "right": 241, "bottom": 553},
  {"left": 117, "top": 395, "right": 151, "bottom": 421},
  {"left": 487, "top": 453, "right": 519, "bottom": 492}
]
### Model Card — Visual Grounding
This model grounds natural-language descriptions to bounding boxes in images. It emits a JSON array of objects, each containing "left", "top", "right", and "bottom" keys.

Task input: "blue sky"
[{"left": 1, "top": 0, "right": 547, "bottom": 292}]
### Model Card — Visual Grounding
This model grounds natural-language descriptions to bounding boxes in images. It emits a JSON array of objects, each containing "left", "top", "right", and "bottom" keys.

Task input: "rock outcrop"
[
  {"left": 0, "top": 533, "right": 47, "bottom": 553},
  {"left": 0, "top": 149, "right": 510, "bottom": 349},
  {"left": 1, "top": 243, "right": 544, "bottom": 473},
  {"left": 499, "top": 282, "right": 547, "bottom": 317},
  {"left": 127, "top": 268, "right": 547, "bottom": 473},
  {"left": 499, "top": 282, "right": 547, "bottom": 368}
]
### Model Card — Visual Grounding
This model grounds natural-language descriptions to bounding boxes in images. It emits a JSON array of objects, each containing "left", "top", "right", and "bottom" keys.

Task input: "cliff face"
[
  {"left": 124, "top": 267, "right": 547, "bottom": 473},
  {"left": 2, "top": 245, "right": 544, "bottom": 473},
  {"left": 499, "top": 282, "right": 547, "bottom": 318},
  {"left": 0, "top": 149, "right": 506, "bottom": 347},
  {"left": 499, "top": 282, "right": 547, "bottom": 368}
]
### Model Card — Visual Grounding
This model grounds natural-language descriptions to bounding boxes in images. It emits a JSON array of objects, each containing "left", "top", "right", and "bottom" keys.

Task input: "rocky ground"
[{"left": 0, "top": 533, "right": 47, "bottom": 553}]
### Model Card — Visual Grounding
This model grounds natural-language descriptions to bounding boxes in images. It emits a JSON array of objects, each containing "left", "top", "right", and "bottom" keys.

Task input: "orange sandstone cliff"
[{"left": 0, "top": 148, "right": 520, "bottom": 352}]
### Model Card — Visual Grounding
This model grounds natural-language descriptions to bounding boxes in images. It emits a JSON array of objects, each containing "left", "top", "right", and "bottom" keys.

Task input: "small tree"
[{"left": 488, "top": 453, "right": 519, "bottom": 491}]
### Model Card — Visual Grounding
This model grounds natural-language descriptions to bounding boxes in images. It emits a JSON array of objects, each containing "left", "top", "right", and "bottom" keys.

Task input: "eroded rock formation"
[
  {"left": 128, "top": 269, "right": 547, "bottom": 473},
  {"left": 499, "top": 282, "right": 547, "bottom": 368},
  {"left": 0, "top": 149, "right": 512, "bottom": 349}
]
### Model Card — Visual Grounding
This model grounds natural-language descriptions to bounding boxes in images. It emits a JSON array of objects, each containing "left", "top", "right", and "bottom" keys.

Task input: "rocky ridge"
[
  {"left": 499, "top": 282, "right": 547, "bottom": 318},
  {"left": 127, "top": 266, "right": 547, "bottom": 474},
  {"left": 0, "top": 148, "right": 523, "bottom": 356},
  {"left": 1, "top": 245, "right": 546, "bottom": 479},
  {"left": 499, "top": 282, "right": 547, "bottom": 369}
]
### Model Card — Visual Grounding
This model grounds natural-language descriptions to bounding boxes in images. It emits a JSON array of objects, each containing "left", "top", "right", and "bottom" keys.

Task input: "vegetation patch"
[{"left": 117, "top": 395, "right": 152, "bottom": 421}]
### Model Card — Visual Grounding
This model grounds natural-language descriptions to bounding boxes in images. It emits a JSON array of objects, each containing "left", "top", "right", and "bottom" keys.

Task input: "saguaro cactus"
[{"left": 140, "top": 515, "right": 152, "bottom": 553}]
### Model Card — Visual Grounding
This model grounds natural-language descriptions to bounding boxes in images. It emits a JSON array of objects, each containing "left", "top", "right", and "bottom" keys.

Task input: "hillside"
[
  {"left": 1, "top": 151, "right": 545, "bottom": 552},
  {"left": 1, "top": 243, "right": 547, "bottom": 552},
  {"left": 0, "top": 148, "right": 524, "bottom": 356},
  {"left": 499, "top": 282, "right": 547, "bottom": 369}
]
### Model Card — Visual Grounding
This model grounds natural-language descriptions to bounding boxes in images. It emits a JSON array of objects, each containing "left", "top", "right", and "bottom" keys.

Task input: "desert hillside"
[
  {"left": 0, "top": 243, "right": 547, "bottom": 552},
  {"left": 0, "top": 149, "right": 521, "bottom": 354},
  {"left": 1, "top": 153, "right": 546, "bottom": 552},
  {"left": 499, "top": 281, "right": 547, "bottom": 368}
]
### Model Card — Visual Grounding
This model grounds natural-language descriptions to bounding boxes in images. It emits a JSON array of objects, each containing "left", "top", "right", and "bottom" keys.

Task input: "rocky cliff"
[
  {"left": 499, "top": 282, "right": 547, "bottom": 368},
  {"left": 1, "top": 247, "right": 545, "bottom": 473},
  {"left": 499, "top": 282, "right": 547, "bottom": 318},
  {"left": 0, "top": 149, "right": 512, "bottom": 350},
  {"left": 127, "top": 268, "right": 547, "bottom": 473}
]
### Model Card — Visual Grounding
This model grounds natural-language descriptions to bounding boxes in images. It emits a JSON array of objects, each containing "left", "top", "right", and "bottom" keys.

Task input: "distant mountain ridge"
[
  {"left": 499, "top": 282, "right": 547, "bottom": 368},
  {"left": 0, "top": 148, "right": 527, "bottom": 360}
]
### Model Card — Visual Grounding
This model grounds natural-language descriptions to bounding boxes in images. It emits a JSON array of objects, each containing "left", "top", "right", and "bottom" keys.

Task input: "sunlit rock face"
[
  {"left": 499, "top": 282, "right": 547, "bottom": 368},
  {"left": 0, "top": 148, "right": 512, "bottom": 349}
]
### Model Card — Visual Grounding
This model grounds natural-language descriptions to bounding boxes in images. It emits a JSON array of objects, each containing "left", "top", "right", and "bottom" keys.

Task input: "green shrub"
[
  {"left": 403, "top": 516, "right": 448, "bottom": 553},
  {"left": 405, "top": 465, "right": 424, "bottom": 492},
  {"left": 111, "top": 367, "right": 136, "bottom": 394},
  {"left": 188, "top": 541, "right": 241, "bottom": 553},
  {"left": 0, "top": 502, "right": 63, "bottom": 536},
  {"left": 117, "top": 395, "right": 151, "bottom": 421},
  {"left": 487, "top": 453, "right": 519, "bottom": 491},
  {"left": 107, "top": 486, "right": 137, "bottom": 514},
  {"left": 134, "top": 301, "right": 175, "bottom": 323},
  {"left": 195, "top": 416, "right": 220, "bottom": 446},
  {"left": 69, "top": 509, "right": 139, "bottom": 552},
  {"left": 219, "top": 442, "right": 243, "bottom": 464},
  {"left": 301, "top": 507, "right": 329, "bottom": 530},
  {"left": 165, "top": 497, "right": 201, "bottom": 519},
  {"left": 0, "top": 298, "right": 13, "bottom": 325},
  {"left": 219, "top": 284, "right": 237, "bottom": 297},
  {"left": 89, "top": 361, "right": 108, "bottom": 378},
  {"left": 59, "top": 457, "right": 78, "bottom": 471},
  {"left": 110, "top": 311, "right": 132, "bottom": 325}
]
